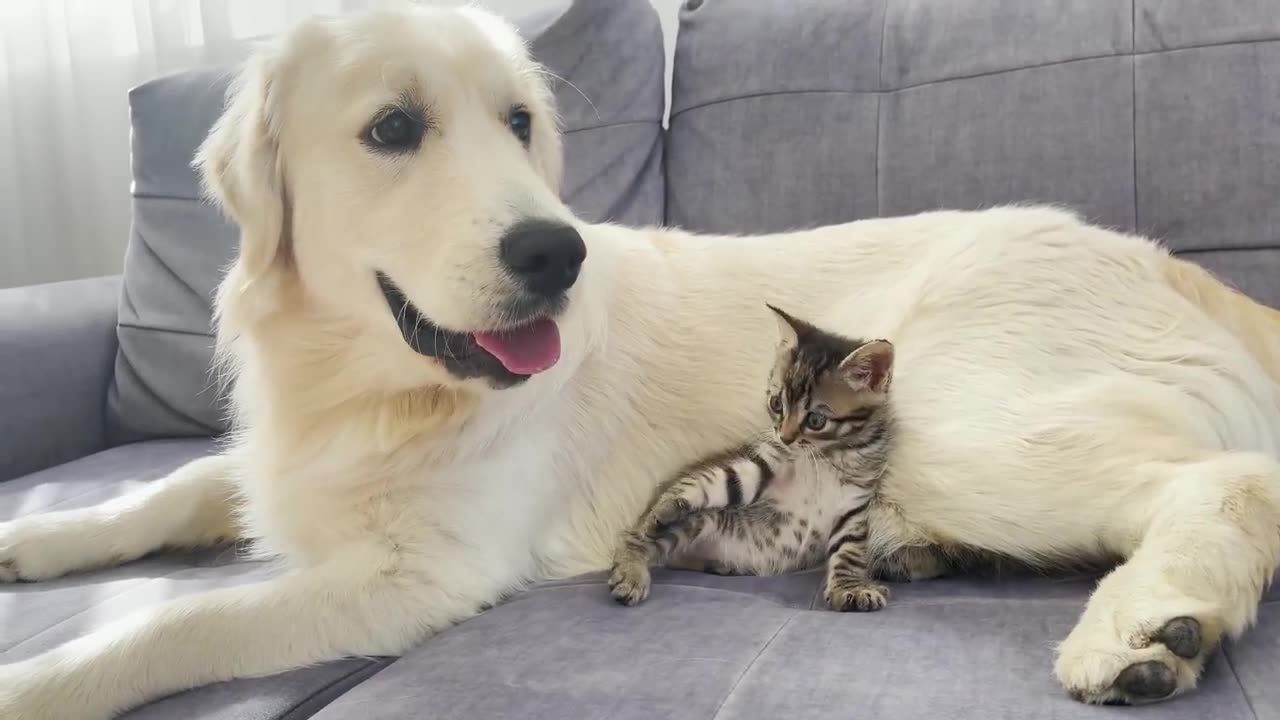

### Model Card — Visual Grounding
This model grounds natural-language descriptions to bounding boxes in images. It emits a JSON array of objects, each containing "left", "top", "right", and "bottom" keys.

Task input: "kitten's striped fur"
[{"left": 610, "top": 306, "right": 896, "bottom": 611}]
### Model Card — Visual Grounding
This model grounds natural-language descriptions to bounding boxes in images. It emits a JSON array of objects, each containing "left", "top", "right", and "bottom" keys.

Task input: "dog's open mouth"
[{"left": 376, "top": 272, "right": 561, "bottom": 385}]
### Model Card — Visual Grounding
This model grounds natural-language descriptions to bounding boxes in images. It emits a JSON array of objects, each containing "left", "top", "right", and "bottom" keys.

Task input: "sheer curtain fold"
[{"left": 0, "top": 0, "right": 418, "bottom": 288}]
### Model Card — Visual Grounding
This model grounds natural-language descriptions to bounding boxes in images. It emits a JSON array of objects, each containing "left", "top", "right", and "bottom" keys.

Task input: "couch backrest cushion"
[
  {"left": 666, "top": 0, "right": 1280, "bottom": 308},
  {"left": 106, "top": 0, "right": 667, "bottom": 443}
]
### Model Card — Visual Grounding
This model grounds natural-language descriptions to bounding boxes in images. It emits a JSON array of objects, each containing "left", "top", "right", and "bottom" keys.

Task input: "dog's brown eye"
[{"left": 365, "top": 109, "right": 422, "bottom": 152}]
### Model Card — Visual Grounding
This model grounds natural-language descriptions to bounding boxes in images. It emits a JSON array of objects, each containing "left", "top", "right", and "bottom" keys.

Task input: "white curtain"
[{"left": 0, "top": 0, "right": 496, "bottom": 289}]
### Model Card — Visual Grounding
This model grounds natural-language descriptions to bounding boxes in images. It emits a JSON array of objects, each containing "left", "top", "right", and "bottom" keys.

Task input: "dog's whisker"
[{"left": 531, "top": 67, "right": 601, "bottom": 123}]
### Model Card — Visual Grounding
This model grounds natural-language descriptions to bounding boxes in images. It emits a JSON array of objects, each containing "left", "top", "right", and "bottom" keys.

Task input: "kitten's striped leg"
[
  {"left": 824, "top": 499, "right": 889, "bottom": 612},
  {"left": 609, "top": 514, "right": 710, "bottom": 606},
  {"left": 648, "top": 439, "right": 786, "bottom": 529}
]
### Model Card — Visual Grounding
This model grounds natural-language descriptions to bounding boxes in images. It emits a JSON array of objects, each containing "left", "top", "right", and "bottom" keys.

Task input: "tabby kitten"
[{"left": 609, "top": 304, "right": 896, "bottom": 612}]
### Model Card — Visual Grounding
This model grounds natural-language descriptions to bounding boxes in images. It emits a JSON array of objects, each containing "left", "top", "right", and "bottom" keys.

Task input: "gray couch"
[{"left": 2, "top": 1, "right": 1278, "bottom": 718}]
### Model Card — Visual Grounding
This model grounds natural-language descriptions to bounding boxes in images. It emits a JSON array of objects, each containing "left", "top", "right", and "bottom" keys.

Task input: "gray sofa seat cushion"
[
  {"left": 0, "top": 439, "right": 388, "bottom": 719},
  {"left": 309, "top": 570, "right": 1279, "bottom": 720},
  {"left": 107, "top": 0, "right": 667, "bottom": 443},
  {"left": 666, "top": 0, "right": 1280, "bottom": 308}
]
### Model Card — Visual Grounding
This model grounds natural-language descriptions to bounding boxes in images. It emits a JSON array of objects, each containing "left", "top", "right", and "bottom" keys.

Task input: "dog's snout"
[{"left": 499, "top": 220, "right": 586, "bottom": 297}]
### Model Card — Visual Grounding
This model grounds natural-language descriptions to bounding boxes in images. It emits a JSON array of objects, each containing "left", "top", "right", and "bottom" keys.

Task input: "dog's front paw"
[
  {"left": 825, "top": 581, "right": 889, "bottom": 612},
  {"left": 608, "top": 560, "right": 653, "bottom": 606},
  {"left": 0, "top": 518, "right": 85, "bottom": 583}
]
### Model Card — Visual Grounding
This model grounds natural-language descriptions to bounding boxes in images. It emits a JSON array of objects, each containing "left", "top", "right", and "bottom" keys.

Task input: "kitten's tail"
[{"left": 1163, "top": 255, "right": 1280, "bottom": 385}]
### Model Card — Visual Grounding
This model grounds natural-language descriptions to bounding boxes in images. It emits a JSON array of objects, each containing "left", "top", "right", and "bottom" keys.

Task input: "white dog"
[{"left": 2, "top": 6, "right": 1279, "bottom": 718}]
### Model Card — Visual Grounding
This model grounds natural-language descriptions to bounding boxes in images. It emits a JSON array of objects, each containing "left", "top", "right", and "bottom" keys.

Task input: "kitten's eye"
[
  {"left": 365, "top": 108, "right": 423, "bottom": 152},
  {"left": 768, "top": 394, "right": 783, "bottom": 415},
  {"left": 509, "top": 107, "right": 532, "bottom": 144},
  {"left": 804, "top": 411, "right": 828, "bottom": 431}
]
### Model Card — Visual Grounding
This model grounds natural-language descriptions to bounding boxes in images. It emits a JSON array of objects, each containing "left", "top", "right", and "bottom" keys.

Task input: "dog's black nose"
[{"left": 499, "top": 219, "right": 587, "bottom": 297}]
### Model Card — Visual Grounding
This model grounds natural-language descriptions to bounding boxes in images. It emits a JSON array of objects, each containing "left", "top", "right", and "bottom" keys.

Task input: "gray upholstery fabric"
[
  {"left": 312, "top": 570, "right": 1280, "bottom": 720},
  {"left": 0, "top": 276, "right": 120, "bottom": 481},
  {"left": 106, "top": 0, "right": 667, "bottom": 443},
  {"left": 666, "top": 0, "right": 1280, "bottom": 309},
  {"left": 0, "top": 438, "right": 389, "bottom": 719}
]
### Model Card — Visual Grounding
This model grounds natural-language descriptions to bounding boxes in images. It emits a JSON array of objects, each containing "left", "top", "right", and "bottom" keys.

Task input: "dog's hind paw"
[{"left": 1056, "top": 615, "right": 1208, "bottom": 705}]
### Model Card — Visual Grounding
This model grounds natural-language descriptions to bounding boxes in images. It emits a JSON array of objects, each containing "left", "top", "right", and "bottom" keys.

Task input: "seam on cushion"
[
  {"left": 118, "top": 272, "right": 140, "bottom": 328},
  {"left": 601, "top": 131, "right": 664, "bottom": 224},
  {"left": 1, "top": 483, "right": 105, "bottom": 518},
  {"left": 516, "top": 580, "right": 815, "bottom": 609},
  {"left": 709, "top": 611, "right": 799, "bottom": 720},
  {"left": 562, "top": 119, "right": 662, "bottom": 135},
  {"left": 2, "top": 567, "right": 190, "bottom": 656},
  {"left": 278, "top": 659, "right": 390, "bottom": 720},
  {"left": 669, "top": 37, "right": 1280, "bottom": 121},
  {"left": 118, "top": 322, "right": 215, "bottom": 339},
  {"left": 872, "top": 596, "right": 1092, "bottom": 608},
  {"left": 566, "top": 128, "right": 655, "bottom": 195},
  {"left": 2, "top": 443, "right": 209, "bottom": 515},
  {"left": 671, "top": 89, "right": 868, "bottom": 122},
  {"left": 1174, "top": 245, "right": 1280, "bottom": 255},
  {"left": 1221, "top": 644, "right": 1261, "bottom": 720},
  {"left": 132, "top": 222, "right": 211, "bottom": 316},
  {"left": 113, "top": 340, "right": 221, "bottom": 435},
  {"left": 133, "top": 191, "right": 203, "bottom": 203},
  {"left": 1131, "top": 0, "right": 1140, "bottom": 233},
  {"left": 807, "top": 582, "right": 824, "bottom": 610}
]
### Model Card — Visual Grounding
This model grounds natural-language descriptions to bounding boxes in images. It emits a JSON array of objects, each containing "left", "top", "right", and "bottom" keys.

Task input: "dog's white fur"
[{"left": 3, "top": 7, "right": 1280, "bottom": 718}]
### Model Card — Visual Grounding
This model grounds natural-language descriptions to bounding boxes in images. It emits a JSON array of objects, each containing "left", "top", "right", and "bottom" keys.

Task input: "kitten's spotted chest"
[{"left": 610, "top": 305, "right": 897, "bottom": 612}]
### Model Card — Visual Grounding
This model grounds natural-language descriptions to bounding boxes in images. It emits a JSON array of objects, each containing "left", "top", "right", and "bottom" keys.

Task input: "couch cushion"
[
  {"left": 666, "top": 0, "right": 1280, "bottom": 308},
  {"left": 0, "top": 438, "right": 390, "bottom": 719},
  {"left": 106, "top": 0, "right": 667, "bottom": 443},
  {"left": 309, "top": 569, "right": 1278, "bottom": 720}
]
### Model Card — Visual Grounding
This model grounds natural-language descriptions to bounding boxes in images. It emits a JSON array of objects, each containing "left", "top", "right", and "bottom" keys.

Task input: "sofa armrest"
[{"left": 0, "top": 275, "right": 120, "bottom": 481}]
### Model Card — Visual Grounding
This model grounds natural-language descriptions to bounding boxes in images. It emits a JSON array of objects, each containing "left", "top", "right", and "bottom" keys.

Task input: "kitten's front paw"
[
  {"left": 608, "top": 560, "right": 653, "bottom": 606},
  {"left": 650, "top": 494, "right": 694, "bottom": 528},
  {"left": 826, "top": 581, "right": 889, "bottom": 612}
]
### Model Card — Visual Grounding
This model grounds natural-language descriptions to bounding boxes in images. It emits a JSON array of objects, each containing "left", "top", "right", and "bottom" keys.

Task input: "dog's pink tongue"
[{"left": 473, "top": 319, "right": 561, "bottom": 375}]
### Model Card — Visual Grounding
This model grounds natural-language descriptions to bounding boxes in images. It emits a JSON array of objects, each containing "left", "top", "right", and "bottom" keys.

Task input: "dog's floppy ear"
[{"left": 195, "top": 50, "right": 292, "bottom": 304}]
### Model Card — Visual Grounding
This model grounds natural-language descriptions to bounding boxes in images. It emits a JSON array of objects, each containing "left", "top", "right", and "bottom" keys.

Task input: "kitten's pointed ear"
[
  {"left": 838, "top": 339, "right": 895, "bottom": 393},
  {"left": 765, "top": 304, "right": 799, "bottom": 349}
]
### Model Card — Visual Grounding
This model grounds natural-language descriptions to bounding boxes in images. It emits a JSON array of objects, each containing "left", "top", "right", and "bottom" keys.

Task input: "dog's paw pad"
[
  {"left": 1114, "top": 660, "right": 1177, "bottom": 701},
  {"left": 1154, "top": 616, "right": 1202, "bottom": 659}
]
